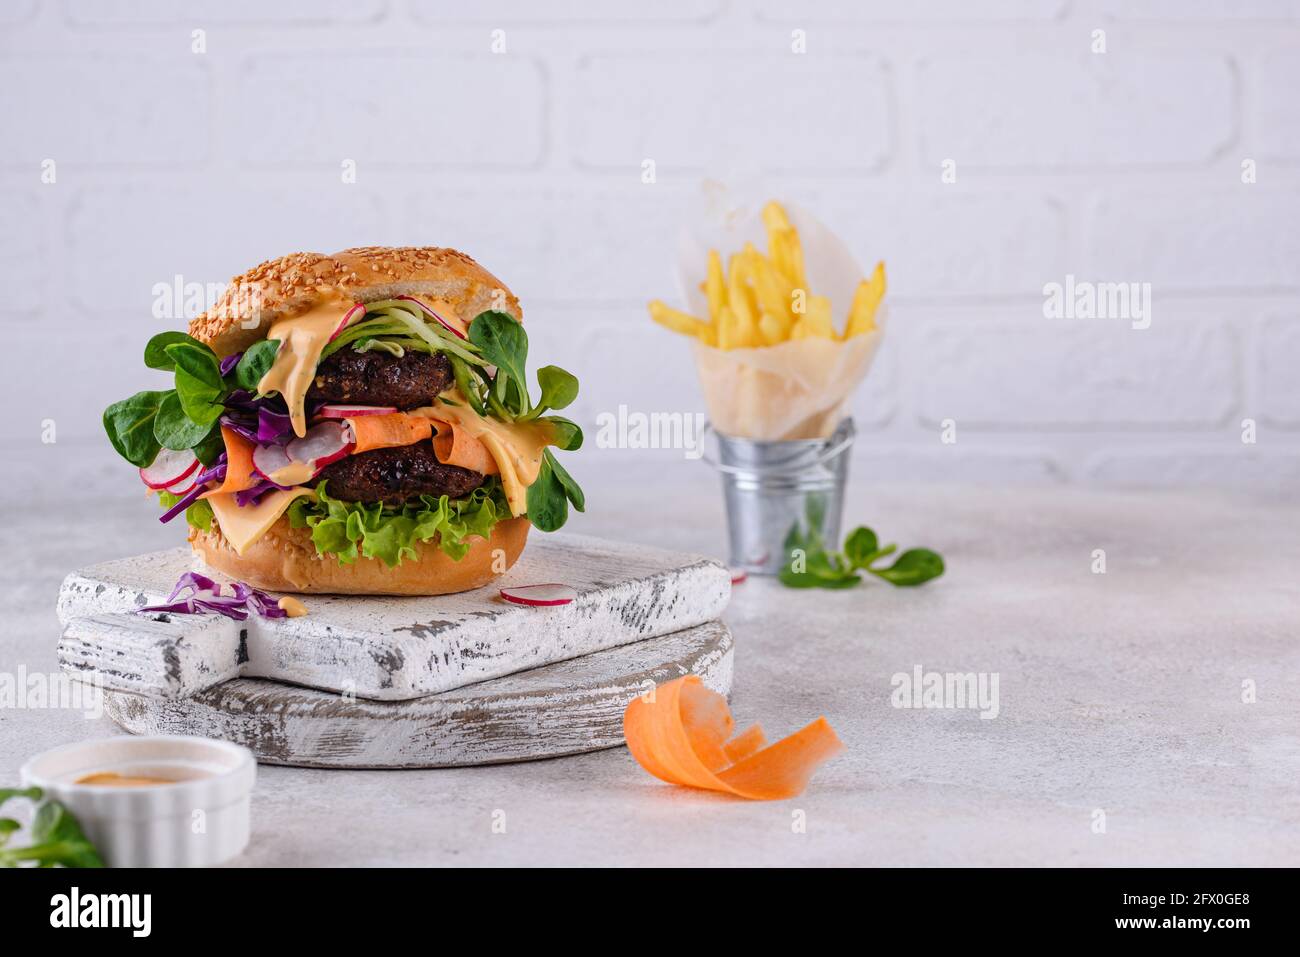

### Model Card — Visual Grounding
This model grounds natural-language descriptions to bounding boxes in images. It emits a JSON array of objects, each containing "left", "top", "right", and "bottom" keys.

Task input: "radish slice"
[
  {"left": 140, "top": 448, "right": 199, "bottom": 490},
  {"left": 251, "top": 442, "right": 294, "bottom": 479},
  {"left": 499, "top": 584, "right": 578, "bottom": 607},
  {"left": 313, "top": 440, "right": 355, "bottom": 470},
  {"left": 287, "top": 421, "right": 352, "bottom": 467},
  {"left": 252, "top": 421, "right": 354, "bottom": 484},
  {"left": 730, "top": 568, "right": 748, "bottom": 585},
  {"left": 395, "top": 295, "right": 468, "bottom": 340},
  {"left": 327, "top": 302, "right": 367, "bottom": 343},
  {"left": 317, "top": 404, "right": 398, "bottom": 419},
  {"left": 165, "top": 473, "right": 200, "bottom": 496}
]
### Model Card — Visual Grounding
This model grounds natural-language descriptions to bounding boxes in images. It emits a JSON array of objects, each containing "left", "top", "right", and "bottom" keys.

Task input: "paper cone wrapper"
[{"left": 675, "top": 192, "right": 886, "bottom": 441}]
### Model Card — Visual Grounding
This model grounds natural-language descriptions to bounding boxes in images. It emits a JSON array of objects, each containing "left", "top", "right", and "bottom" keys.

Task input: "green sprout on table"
[
  {"left": 0, "top": 787, "right": 104, "bottom": 868},
  {"left": 780, "top": 500, "right": 944, "bottom": 590}
]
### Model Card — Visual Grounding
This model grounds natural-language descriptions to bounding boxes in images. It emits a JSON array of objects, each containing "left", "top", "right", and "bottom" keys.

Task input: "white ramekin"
[{"left": 21, "top": 735, "right": 255, "bottom": 868}]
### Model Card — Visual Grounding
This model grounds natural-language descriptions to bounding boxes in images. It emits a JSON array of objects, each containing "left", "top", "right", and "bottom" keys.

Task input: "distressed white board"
[
  {"left": 58, "top": 534, "right": 731, "bottom": 702},
  {"left": 103, "top": 620, "right": 734, "bottom": 768}
]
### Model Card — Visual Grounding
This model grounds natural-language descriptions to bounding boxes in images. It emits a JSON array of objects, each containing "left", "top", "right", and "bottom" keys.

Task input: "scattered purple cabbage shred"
[{"left": 138, "top": 570, "right": 289, "bottom": 620}]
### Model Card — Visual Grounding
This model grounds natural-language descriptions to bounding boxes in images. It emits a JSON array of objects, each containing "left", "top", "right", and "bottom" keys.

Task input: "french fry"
[
  {"left": 705, "top": 249, "right": 726, "bottom": 323},
  {"left": 736, "top": 305, "right": 762, "bottom": 348},
  {"left": 751, "top": 254, "right": 794, "bottom": 323},
  {"left": 727, "top": 252, "right": 757, "bottom": 329},
  {"left": 649, "top": 300, "right": 712, "bottom": 340},
  {"left": 767, "top": 234, "right": 789, "bottom": 284},
  {"left": 761, "top": 201, "right": 792, "bottom": 234},
  {"left": 784, "top": 227, "right": 808, "bottom": 291},
  {"left": 766, "top": 229, "right": 790, "bottom": 287},
  {"left": 802, "top": 295, "right": 834, "bottom": 339},
  {"left": 649, "top": 200, "right": 886, "bottom": 357},
  {"left": 787, "top": 317, "right": 813, "bottom": 341},
  {"left": 844, "top": 261, "right": 887, "bottom": 339},
  {"left": 716, "top": 305, "right": 738, "bottom": 350},
  {"left": 758, "top": 312, "right": 791, "bottom": 346}
]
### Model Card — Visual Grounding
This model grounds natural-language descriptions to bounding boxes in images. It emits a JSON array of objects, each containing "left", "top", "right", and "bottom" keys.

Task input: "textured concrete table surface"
[{"left": 2, "top": 468, "right": 1298, "bottom": 867}]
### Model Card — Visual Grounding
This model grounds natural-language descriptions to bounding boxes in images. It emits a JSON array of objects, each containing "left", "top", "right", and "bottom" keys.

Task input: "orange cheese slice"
[
  {"left": 622, "top": 675, "right": 843, "bottom": 800},
  {"left": 207, "top": 487, "right": 315, "bottom": 555}
]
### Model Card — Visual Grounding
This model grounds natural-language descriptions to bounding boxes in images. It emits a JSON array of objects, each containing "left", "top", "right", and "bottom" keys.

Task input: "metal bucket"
[{"left": 703, "top": 418, "right": 855, "bottom": 575}]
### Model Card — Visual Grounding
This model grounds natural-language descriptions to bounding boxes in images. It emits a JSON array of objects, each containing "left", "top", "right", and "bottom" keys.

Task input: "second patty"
[
  {"left": 307, "top": 348, "right": 452, "bottom": 410},
  {"left": 317, "top": 444, "right": 485, "bottom": 506}
]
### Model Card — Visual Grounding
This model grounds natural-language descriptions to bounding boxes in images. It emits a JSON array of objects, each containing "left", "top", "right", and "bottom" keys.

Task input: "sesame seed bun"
[
  {"left": 189, "top": 246, "right": 522, "bottom": 357},
  {"left": 190, "top": 516, "right": 531, "bottom": 596}
]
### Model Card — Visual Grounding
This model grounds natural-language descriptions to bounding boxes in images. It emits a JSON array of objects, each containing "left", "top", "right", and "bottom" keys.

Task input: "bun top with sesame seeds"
[{"left": 188, "top": 246, "right": 522, "bottom": 357}]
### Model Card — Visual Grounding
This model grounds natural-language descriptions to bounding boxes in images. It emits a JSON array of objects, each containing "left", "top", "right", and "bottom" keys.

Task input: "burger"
[{"left": 102, "top": 246, "right": 584, "bottom": 596}]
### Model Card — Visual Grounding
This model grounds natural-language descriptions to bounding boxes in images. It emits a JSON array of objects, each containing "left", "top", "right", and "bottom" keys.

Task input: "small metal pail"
[{"left": 703, "top": 418, "right": 855, "bottom": 575}]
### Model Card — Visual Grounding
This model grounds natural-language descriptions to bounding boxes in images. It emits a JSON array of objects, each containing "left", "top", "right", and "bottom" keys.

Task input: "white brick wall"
[{"left": 2, "top": 0, "right": 1298, "bottom": 495}]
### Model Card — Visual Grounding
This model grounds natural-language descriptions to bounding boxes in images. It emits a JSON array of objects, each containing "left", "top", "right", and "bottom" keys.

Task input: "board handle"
[{"left": 58, "top": 612, "right": 245, "bottom": 700}]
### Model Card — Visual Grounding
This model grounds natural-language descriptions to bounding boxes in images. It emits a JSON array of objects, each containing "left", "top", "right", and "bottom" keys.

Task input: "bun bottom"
[{"left": 189, "top": 516, "right": 530, "bottom": 596}]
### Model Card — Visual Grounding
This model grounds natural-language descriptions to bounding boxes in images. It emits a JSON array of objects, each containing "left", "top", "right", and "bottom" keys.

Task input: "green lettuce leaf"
[{"left": 285, "top": 480, "right": 509, "bottom": 568}]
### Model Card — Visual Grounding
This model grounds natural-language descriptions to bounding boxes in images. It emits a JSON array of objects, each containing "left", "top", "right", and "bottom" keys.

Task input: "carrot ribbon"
[
  {"left": 200, "top": 425, "right": 258, "bottom": 498},
  {"left": 346, "top": 413, "right": 433, "bottom": 454},
  {"left": 345, "top": 412, "right": 499, "bottom": 475},
  {"left": 622, "top": 675, "right": 843, "bottom": 800}
]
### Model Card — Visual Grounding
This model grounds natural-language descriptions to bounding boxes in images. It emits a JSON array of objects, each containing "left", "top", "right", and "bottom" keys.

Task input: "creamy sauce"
[
  {"left": 424, "top": 299, "right": 469, "bottom": 337},
  {"left": 75, "top": 772, "right": 185, "bottom": 788},
  {"left": 258, "top": 293, "right": 358, "bottom": 438},
  {"left": 266, "top": 460, "right": 317, "bottom": 487},
  {"left": 278, "top": 595, "right": 309, "bottom": 618},
  {"left": 412, "top": 395, "right": 553, "bottom": 517}
]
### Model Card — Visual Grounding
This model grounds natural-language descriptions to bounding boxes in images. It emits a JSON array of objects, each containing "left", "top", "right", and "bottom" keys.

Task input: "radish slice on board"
[
  {"left": 140, "top": 448, "right": 199, "bottom": 490},
  {"left": 327, "top": 302, "right": 366, "bottom": 342},
  {"left": 395, "top": 295, "right": 468, "bottom": 339},
  {"left": 499, "top": 584, "right": 578, "bottom": 607},
  {"left": 287, "top": 421, "right": 352, "bottom": 468},
  {"left": 730, "top": 568, "right": 748, "bottom": 585},
  {"left": 317, "top": 404, "right": 398, "bottom": 419}
]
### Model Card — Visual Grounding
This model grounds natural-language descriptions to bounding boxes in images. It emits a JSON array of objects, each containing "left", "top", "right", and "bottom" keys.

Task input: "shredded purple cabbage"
[
  {"left": 256, "top": 407, "right": 294, "bottom": 444},
  {"left": 139, "top": 570, "right": 290, "bottom": 620},
  {"left": 222, "top": 388, "right": 257, "bottom": 408},
  {"left": 158, "top": 482, "right": 206, "bottom": 524},
  {"left": 221, "top": 391, "right": 295, "bottom": 449},
  {"left": 193, "top": 456, "right": 227, "bottom": 488},
  {"left": 219, "top": 414, "right": 259, "bottom": 444},
  {"left": 169, "top": 571, "right": 216, "bottom": 598},
  {"left": 234, "top": 480, "right": 277, "bottom": 507}
]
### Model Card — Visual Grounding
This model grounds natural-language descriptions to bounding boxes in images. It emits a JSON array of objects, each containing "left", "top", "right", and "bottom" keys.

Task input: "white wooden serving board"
[
  {"left": 102, "top": 620, "right": 734, "bottom": 768},
  {"left": 58, "top": 534, "right": 731, "bottom": 702}
]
